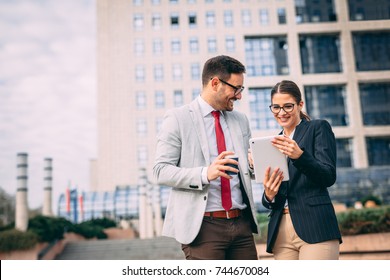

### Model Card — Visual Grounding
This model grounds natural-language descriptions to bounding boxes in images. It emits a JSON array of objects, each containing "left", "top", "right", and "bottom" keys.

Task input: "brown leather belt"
[
  {"left": 283, "top": 207, "right": 290, "bottom": 214},
  {"left": 204, "top": 209, "right": 241, "bottom": 219}
]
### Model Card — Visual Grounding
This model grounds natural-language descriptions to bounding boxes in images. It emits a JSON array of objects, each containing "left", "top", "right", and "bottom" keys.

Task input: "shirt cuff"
[{"left": 201, "top": 167, "right": 209, "bottom": 185}]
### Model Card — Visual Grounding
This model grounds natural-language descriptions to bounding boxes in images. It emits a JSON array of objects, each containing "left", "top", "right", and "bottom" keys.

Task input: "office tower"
[{"left": 94, "top": 0, "right": 390, "bottom": 205}]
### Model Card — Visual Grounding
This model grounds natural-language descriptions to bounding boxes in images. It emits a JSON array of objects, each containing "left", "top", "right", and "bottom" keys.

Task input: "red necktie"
[{"left": 211, "top": 111, "right": 232, "bottom": 211}]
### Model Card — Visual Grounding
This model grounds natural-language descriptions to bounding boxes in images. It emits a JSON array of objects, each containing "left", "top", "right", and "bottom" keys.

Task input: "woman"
[{"left": 261, "top": 80, "right": 342, "bottom": 260}]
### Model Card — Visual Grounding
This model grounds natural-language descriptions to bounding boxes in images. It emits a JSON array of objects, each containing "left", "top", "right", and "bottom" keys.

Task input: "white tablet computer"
[{"left": 249, "top": 136, "right": 289, "bottom": 183}]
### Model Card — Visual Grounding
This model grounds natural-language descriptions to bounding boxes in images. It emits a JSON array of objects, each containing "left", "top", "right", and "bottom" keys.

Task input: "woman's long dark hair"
[{"left": 271, "top": 80, "right": 311, "bottom": 121}]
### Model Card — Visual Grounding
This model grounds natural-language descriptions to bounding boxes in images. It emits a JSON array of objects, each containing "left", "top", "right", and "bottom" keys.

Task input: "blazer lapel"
[
  {"left": 287, "top": 119, "right": 309, "bottom": 167},
  {"left": 189, "top": 99, "right": 210, "bottom": 165},
  {"left": 293, "top": 118, "right": 310, "bottom": 145}
]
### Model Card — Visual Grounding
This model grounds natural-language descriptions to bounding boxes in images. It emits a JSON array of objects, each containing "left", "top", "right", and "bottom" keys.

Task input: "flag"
[
  {"left": 79, "top": 193, "right": 84, "bottom": 220},
  {"left": 66, "top": 187, "right": 70, "bottom": 213}
]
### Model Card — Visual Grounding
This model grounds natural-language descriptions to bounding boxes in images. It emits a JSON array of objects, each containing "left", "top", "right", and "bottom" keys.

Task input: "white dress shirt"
[{"left": 197, "top": 96, "right": 246, "bottom": 212}]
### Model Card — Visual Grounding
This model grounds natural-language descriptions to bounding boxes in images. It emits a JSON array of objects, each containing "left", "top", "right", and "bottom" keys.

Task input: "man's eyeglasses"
[
  {"left": 215, "top": 78, "right": 245, "bottom": 96},
  {"left": 269, "top": 103, "right": 296, "bottom": 114}
]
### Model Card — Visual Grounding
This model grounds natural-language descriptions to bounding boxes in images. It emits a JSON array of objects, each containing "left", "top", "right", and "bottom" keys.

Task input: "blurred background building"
[{"left": 54, "top": 0, "right": 389, "bottom": 222}]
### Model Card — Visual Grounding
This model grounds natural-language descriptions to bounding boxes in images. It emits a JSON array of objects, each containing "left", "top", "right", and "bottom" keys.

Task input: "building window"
[
  {"left": 192, "top": 88, "right": 201, "bottom": 100},
  {"left": 366, "top": 137, "right": 390, "bottom": 166},
  {"left": 336, "top": 138, "right": 353, "bottom": 168},
  {"left": 277, "top": 8, "right": 286, "bottom": 24},
  {"left": 225, "top": 36, "right": 235, "bottom": 52},
  {"left": 348, "top": 0, "right": 390, "bottom": 21},
  {"left": 136, "top": 91, "right": 146, "bottom": 110},
  {"left": 189, "top": 37, "right": 199, "bottom": 53},
  {"left": 299, "top": 34, "right": 342, "bottom": 74},
  {"left": 190, "top": 63, "right": 200, "bottom": 80},
  {"left": 206, "top": 11, "right": 216, "bottom": 27},
  {"left": 224, "top": 10, "right": 233, "bottom": 27},
  {"left": 154, "top": 64, "right": 164, "bottom": 81},
  {"left": 174, "top": 90, "right": 183, "bottom": 107},
  {"left": 153, "top": 39, "right": 163, "bottom": 55},
  {"left": 304, "top": 85, "right": 349, "bottom": 126},
  {"left": 155, "top": 91, "right": 165, "bottom": 109},
  {"left": 134, "top": 39, "right": 144, "bottom": 56},
  {"left": 241, "top": 10, "right": 252, "bottom": 26},
  {"left": 133, "top": 14, "right": 144, "bottom": 30},
  {"left": 152, "top": 13, "right": 162, "bottom": 30},
  {"left": 137, "top": 146, "right": 148, "bottom": 166},
  {"left": 172, "top": 64, "right": 182, "bottom": 80},
  {"left": 245, "top": 36, "right": 289, "bottom": 76},
  {"left": 249, "top": 88, "right": 279, "bottom": 130},
  {"left": 135, "top": 65, "right": 145, "bottom": 82},
  {"left": 207, "top": 37, "right": 217, "bottom": 53},
  {"left": 259, "top": 9, "right": 269, "bottom": 26},
  {"left": 171, "top": 38, "right": 181, "bottom": 54},
  {"left": 137, "top": 119, "right": 147, "bottom": 136},
  {"left": 295, "top": 0, "right": 337, "bottom": 23},
  {"left": 189, "top": 12, "right": 197, "bottom": 28},
  {"left": 359, "top": 82, "right": 390, "bottom": 126},
  {"left": 133, "top": 0, "right": 143, "bottom": 5},
  {"left": 353, "top": 31, "right": 390, "bottom": 71},
  {"left": 170, "top": 13, "right": 179, "bottom": 28},
  {"left": 151, "top": 0, "right": 161, "bottom": 5}
]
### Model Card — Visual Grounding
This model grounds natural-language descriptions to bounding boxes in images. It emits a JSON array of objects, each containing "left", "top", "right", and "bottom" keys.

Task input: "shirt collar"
[
  {"left": 283, "top": 119, "right": 302, "bottom": 139},
  {"left": 197, "top": 95, "right": 222, "bottom": 118}
]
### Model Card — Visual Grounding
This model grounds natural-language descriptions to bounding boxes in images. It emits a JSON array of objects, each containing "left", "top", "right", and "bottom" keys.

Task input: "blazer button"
[{"left": 204, "top": 196, "right": 207, "bottom": 200}]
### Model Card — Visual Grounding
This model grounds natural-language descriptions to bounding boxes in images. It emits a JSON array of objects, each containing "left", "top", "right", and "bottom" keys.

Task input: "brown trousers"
[{"left": 181, "top": 214, "right": 258, "bottom": 260}]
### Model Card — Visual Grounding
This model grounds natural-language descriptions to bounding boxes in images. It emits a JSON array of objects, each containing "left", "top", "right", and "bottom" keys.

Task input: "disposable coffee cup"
[{"left": 225, "top": 155, "right": 239, "bottom": 175}]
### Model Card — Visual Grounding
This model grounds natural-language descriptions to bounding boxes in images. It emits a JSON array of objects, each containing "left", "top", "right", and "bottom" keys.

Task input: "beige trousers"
[{"left": 273, "top": 214, "right": 340, "bottom": 260}]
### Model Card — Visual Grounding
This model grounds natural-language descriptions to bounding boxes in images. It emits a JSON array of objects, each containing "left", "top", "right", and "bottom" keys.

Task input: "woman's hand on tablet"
[{"left": 263, "top": 166, "right": 283, "bottom": 201}]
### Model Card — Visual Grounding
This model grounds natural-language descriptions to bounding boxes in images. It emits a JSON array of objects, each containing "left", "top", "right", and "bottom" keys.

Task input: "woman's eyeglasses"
[{"left": 269, "top": 103, "right": 296, "bottom": 114}]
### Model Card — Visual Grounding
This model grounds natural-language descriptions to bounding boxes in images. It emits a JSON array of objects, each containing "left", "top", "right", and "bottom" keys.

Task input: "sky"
[{"left": 0, "top": 0, "right": 97, "bottom": 210}]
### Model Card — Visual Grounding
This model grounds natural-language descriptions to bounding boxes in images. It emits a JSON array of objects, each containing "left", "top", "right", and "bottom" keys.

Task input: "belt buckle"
[{"left": 226, "top": 211, "right": 230, "bottom": 219}]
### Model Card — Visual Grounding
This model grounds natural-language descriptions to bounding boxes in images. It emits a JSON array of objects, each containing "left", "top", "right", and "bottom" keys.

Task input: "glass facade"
[
  {"left": 366, "top": 137, "right": 390, "bottom": 166},
  {"left": 295, "top": 0, "right": 337, "bottom": 23},
  {"left": 359, "top": 82, "right": 390, "bottom": 126},
  {"left": 57, "top": 186, "right": 171, "bottom": 222},
  {"left": 304, "top": 85, "right": 348, "bottom": 126},
  {"left": 249, "top": 88, "right": 279, "bottom": 130},
  {"left": 245, "top": 36, "right": 289, "bottom": 76},
  {"left": 348, "top": 0, "right": 390, "bottom": 21},
  {"left": 353, "top": 31, "right": 390, "bottom": 71},
  {"left": 336, "top": 138, "right": 353, "bottom": 167},
  {"left": 300, "top": 34, "right": 342, "bottom": 74}
]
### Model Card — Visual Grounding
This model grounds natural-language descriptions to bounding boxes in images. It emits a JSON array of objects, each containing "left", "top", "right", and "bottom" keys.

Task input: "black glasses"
[
  {"left": 216, "top": 78, "right": 245, "bottom": 96},
  {"left": 269, "top": 103, "right": 296, "bottom": 114}
]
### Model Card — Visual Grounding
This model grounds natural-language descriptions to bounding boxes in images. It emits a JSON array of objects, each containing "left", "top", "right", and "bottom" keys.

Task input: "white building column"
[
  {"left": 138, "top": 168, "right": 148, "bottom": 239},
  {"left": 152, "top": 185, "right": 163, "bottom": 236},
  {"left": 145, "top": 183, "right": 154, "bottom": 238},
  {"left": 15, "top": 153, "right": 29, "bottom": 232},
  {"left": 42, "top": 158, "right": 53, "bottom": 216}
]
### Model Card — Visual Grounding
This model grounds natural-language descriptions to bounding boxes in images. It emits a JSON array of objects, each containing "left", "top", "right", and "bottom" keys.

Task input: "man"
[{"left": 153, "top": 55, "right": 258, "bottom": 260}]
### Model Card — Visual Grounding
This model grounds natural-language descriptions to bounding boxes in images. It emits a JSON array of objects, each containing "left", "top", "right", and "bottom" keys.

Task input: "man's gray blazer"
[{"left": 153, "top": 99, "right": 259, "bottom": 245}]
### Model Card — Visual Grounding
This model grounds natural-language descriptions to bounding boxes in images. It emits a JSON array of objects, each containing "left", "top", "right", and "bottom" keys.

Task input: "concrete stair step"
[{"left": 56, "top": 237, "right": 184, "bottom": 260}]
